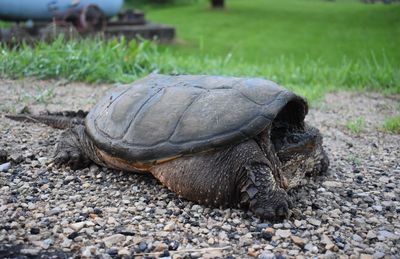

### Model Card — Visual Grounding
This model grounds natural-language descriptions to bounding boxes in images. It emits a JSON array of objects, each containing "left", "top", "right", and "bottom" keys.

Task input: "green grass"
[
  {"left": 0, "top": 0, "right": 399, "bottom": 101},
  {"left": 147, "top": 0, "right": 400, "bottom": 66},
  {"left": 0, "top": 35, "right": 398, "bottom": 102},
  {"left": 0, "top": 37, "right": 158, "bottom": 83},
  {"left": 382, "top": 115, "right": 400, "bottom": 134},
  {"left": 346, "top": 117, "right": 365, "bottom": 134},
  {"left": 0, "top": 21, "right": 12, "bottom": 28},
  {"left": 147, "top": 0, "right": 399, "bottom": 92}
]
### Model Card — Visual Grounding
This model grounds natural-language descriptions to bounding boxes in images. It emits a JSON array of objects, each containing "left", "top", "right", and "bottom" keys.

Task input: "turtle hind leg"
[
  {"left": 54, "top": 125, "right": 92, "bottom": 169},
  {"left": 240, "top": 163, "right": 292, "bottom": 221}
]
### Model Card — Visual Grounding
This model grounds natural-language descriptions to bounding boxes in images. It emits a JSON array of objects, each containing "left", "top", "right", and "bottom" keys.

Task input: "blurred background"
[{"left": 0, "top": 0, "right": 399, "bottom": 100}]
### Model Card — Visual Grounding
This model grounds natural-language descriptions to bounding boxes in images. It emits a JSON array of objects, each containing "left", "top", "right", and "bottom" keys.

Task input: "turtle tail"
[{"left": 5, "top": 110, "right": 88, "bottom": 129}]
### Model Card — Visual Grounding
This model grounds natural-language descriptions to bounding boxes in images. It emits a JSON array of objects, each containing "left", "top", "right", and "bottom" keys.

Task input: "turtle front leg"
[
  {"left": 239, "top": 163, "right": 291, "bottom": 221},
  {"left": 54, "top": 125, "right": 94, "bottom": 169},
  {"left": 151, "top": 140, "right": 292, "bottom": 221}
]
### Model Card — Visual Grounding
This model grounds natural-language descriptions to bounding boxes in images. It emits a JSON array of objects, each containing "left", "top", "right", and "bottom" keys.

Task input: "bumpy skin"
[{"left": 151, "top": 139, "right": 291, "bottom": 220}]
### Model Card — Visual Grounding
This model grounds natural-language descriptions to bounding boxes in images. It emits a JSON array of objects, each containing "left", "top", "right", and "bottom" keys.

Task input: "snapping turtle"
[{"left": 7, "top": 74, "right": 329, "bottom": 220}]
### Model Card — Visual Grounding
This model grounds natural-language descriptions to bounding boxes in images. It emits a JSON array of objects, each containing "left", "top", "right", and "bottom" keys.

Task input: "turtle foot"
[
  {"left": 241, "top": 163, "right": 292, "bottom": 221},
  {"left": 251, "top": 189, "right": 292, "bottom": 222}
]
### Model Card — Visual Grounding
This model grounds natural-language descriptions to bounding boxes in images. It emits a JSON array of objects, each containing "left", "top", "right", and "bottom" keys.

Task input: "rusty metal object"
[
  {"left": 76, "top": 4, "right": 106, "bottom": 32},
  {"left": 0, "top": 0, "right": 123, "bottom": 21},
  {"left": 0, "top": 1, "right": 175, "bottom": 43}
]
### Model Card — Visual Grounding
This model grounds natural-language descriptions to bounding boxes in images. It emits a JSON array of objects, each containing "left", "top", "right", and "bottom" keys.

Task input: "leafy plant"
[
  {"left": 346, "top": 117, "right": 365, "bottom": 135},
  {"left": 348, "top": 155, "right": 361, "bottom": 166},
  {"left": 33, "top": 86, "right": 55, "bottom": 105},
  {"left": 382, "top": 115, "right": 400, "bottom": 134}
]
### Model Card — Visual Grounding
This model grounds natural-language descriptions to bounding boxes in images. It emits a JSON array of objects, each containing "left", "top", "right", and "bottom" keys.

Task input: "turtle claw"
[
  {"left": 54, "top": 148, "right": 86, "bottom": 170},
  {"left": 54, "top": 151, "right": 69, "bottom": 165},
  {"left": 242, "top": 163, "right": 292, "bottom": 221},
  {"left": 251, "top": 189, "right": 291, "bottom": 222}
]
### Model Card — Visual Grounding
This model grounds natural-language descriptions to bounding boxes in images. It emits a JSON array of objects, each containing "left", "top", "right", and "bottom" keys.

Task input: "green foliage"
[
  {"left": 347, "top": 155, "right": 361, "bottom": 166},
  {"left": 0, "top": 21, "right": 13, "bottom": 28},
  {"left": 346, "top": 117, "right": 366, "bottom": 135},
  {"left": 33, "top": 86, "right": 55, "bottom": 105},
  {"left": 0, "top": 36, "right": 158, "bottom": 83},
  {"left": 1, "top": 0, "right": 399, "bottom": 101},
  {"left": 148, "top": 0, "right": 400, "bottom": 64},
  {"left": 146, "top": 0, "right": 399, "bottom": 92},
  {"left": 382, "top": 115, "right": 400, "bottom": 134},
  {"left": 0, "top": 35, "right": 398, "bottom": 102}
]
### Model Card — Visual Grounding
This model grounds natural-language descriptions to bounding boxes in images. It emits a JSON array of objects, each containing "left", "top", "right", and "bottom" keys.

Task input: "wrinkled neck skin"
[{"left": 253, "top": 130, "right": 286, "bottom": 189}]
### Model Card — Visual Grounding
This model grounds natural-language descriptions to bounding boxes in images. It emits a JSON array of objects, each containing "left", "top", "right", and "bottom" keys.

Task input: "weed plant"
[
  {"left": 382, "top": 115, "right": 400, "bottom": 134},
  {"left": 346, "top": 117, "right": 366, "bottom": 135}
]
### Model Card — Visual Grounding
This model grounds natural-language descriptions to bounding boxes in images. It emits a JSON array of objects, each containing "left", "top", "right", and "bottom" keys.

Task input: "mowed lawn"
[
  {"left": 147, "top": 0, "right": 399, "bottom": 67},
  {"left": 1, "top": 0, "right": 399, "bottom": 101}
]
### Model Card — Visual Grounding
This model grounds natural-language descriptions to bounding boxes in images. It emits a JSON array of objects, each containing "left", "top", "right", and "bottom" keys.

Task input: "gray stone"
[
  {"left": 307, "top": 218, "right": 321, "bottom": 227},
  {"left": 81, "top": 246, "right": 96, "bottom": 258},
  {"left": 304, "top": 242, "right": 313, "bottom": 251},
  {"left": 373, "top": 251, "right": 385, "bottom": 259},
  {"left": 163, "top": 222, "right": 176, "bottom": 231},
  {"left": 41, "top": 238, "right": 53, "bottom": 249},
  {"left": 276, "top": 229, "right": 291, "bottom": 238},
  {"left": 377, "top": 230, "right": 398, "bottom": 240},
  {"left": 118, "top": 247, "right": 131, "bottom": 257},
  {"left": 0, "top": 162, "right": 10, "bottom": 172},
  {"left": 258, "top": 252, "right": 275, "bottom": 259},
  {"left": 61, "top": 238, "right": 72, "bottom": 248},
  {"left": 38, "top": 157, "right": 47, "bottom": 165},
  {"left": 256, "top": 223, "right": 270, "bottom": 231},
  {"left": 103, "top": 234, "right": 126, "bottom": 247},
  {"left": 322, "top": 181, "right": 343, "bottom": 188},
  {"left": 290, "top": 235, "right": 305, "bottom": 247},
  {"left": 367, "top": 230, "right": 377, "bottom": 239},
  {"left": 49, "top": 207, "right": 61, "bottom": 215},
  {"left": 70, "top": 222, "right": 86, "bottom": 232},
  {"left": 352, "top": 234, "right": 363, "bottom": 242},
  {"left": 293, "top": 220, "right": 302, "bottom": 228},
  {"left": 20, "top": 248, "right": 41, "bottom": 256},
  {"left": 372, "top": 205, "right": 382, "bottom": 212}
]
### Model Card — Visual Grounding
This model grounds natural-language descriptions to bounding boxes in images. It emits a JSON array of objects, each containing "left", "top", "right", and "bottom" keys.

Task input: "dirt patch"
[{"left": 0, "top": 79, "right": 399, "bottom": 258}]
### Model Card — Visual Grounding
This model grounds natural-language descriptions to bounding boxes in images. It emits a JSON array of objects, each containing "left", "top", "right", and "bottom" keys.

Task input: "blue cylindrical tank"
[{"left": 0, "top": 0, "right": 123, "bottom": 21}]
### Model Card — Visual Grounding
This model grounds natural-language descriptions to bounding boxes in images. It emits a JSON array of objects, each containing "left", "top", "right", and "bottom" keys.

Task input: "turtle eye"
[{"left": 287, "top": 135, "right": 301, "bottom": 144}]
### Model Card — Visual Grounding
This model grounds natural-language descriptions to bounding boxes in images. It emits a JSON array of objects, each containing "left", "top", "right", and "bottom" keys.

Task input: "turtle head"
[{"left": 272, "top": 125, "right": 327, "bottom": 189}]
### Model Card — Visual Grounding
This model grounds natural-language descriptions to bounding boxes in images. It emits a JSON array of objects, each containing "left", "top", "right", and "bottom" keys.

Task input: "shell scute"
[{"left": 85, "top": 74, "right": 306, "bottom": 162}]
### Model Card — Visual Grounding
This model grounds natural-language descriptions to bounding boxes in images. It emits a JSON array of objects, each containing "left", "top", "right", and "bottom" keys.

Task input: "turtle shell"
[{"left": 85, "top": 74, "right": 308, "bottom": 163}]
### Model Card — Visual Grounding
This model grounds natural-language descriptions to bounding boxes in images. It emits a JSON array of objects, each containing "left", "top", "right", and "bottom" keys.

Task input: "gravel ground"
[{"left": 0, "top": 79, "right": 399, "bottom": 259}]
